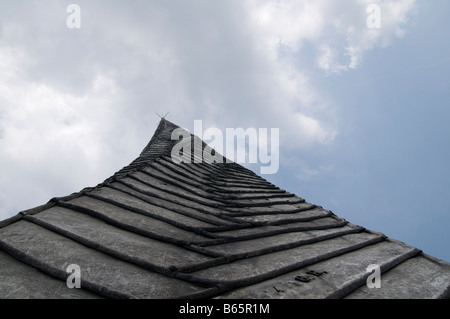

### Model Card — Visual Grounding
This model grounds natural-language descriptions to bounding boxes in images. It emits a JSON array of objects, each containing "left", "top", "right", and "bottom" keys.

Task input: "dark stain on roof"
[{"left": 0, "top": 119, "right": 449, "bottom": 299}]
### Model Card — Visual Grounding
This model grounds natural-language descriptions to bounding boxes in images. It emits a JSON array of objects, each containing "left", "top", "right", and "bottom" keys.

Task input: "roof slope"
[{"left": 0, "top": 119, "right": 449, "bottom": 299}]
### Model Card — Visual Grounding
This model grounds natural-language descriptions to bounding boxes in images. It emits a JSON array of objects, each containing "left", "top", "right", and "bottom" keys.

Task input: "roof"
[{"left": 0, "top": 119, "right": 449, "bottom": 299}]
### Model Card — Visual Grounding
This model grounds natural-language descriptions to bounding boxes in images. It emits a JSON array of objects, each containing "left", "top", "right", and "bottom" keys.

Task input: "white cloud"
[
  {"left": 245, "top": 0, "right": 416, "bottom": 74},
  {"left": 247, "top": 0, "right": 326, "bottom": 52},
  {"left": 0, "top": 46, "right": 127, "bottom": 219},
  {"left": 316, "top": 0, "right": 417, "bottom": 73}
]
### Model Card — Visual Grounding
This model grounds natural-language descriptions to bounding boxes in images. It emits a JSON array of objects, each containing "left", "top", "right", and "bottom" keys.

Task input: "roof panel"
[
  {"left": 25, "top": 206, "right": 215, "bottom": 272},
  {"left": 234, "top": 207, "right": 331, "bottom": 224},
  {"left": 176, "top": 232, "right": 384, "bottom": 289},
  {"left": 87, "top": 186, "right": 216, "bottom": 229},
  {"left": 64, "top": 196, "right": 210, "bottom": 244},
  {"left": 122, "top": 174, "right": 223, "bottom": 208},
  {"left": 201, "top": 224, "right": 363, "bottom": 259},
  {"left": 216, "top": 239, "right": 420, "bottom": 299},
  {"left": 346, "top": 254, "right": 450, "bottom": 299},
  {"left": 0, "top": 221, "right": 217, "bottom": 298},
  {"left": 209, "top": 216, "right": 349, "bottom": 241},
  {"left": 0, "top": 250, "right": 101, "bottom": 299}
]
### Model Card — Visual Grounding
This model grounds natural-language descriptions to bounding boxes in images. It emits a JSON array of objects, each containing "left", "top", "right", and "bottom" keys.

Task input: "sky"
[{"left": 0, "top": 0, "right": 449, "bottom": 262}]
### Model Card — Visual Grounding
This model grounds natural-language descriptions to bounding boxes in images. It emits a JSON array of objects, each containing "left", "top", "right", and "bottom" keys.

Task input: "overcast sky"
[{"left": 1, "top": 0, "right": 449, "bottom": 262}]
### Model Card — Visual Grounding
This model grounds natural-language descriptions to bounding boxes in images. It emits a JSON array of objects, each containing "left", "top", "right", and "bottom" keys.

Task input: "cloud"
[
  {"left": 0, "top": 45, "right": 127, "bottom": 217},
  {"left": 315, "top": 0, "right": 416, "bottom": 73},
  {"left": 244, "top": 0, "right": 416, "bottom": 74},
  {"left": 0, "top": 0, "right": 417, "bottom": 219}
]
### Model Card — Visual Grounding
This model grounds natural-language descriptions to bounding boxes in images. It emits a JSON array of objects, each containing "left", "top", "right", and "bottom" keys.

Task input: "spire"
[{"left": 0, "top": 118, "right": 449, "bottom": 299}]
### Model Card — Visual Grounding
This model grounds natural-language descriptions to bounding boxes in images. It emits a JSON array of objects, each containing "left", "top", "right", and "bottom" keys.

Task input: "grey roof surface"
[{"left": 0, "top": 119, "right": 449, "bottom": 299}]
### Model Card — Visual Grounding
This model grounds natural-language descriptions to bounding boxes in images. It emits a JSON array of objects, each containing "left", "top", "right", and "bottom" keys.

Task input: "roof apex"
[{"left": 140, "top": 118, "right": 179, "bottom": 156}]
